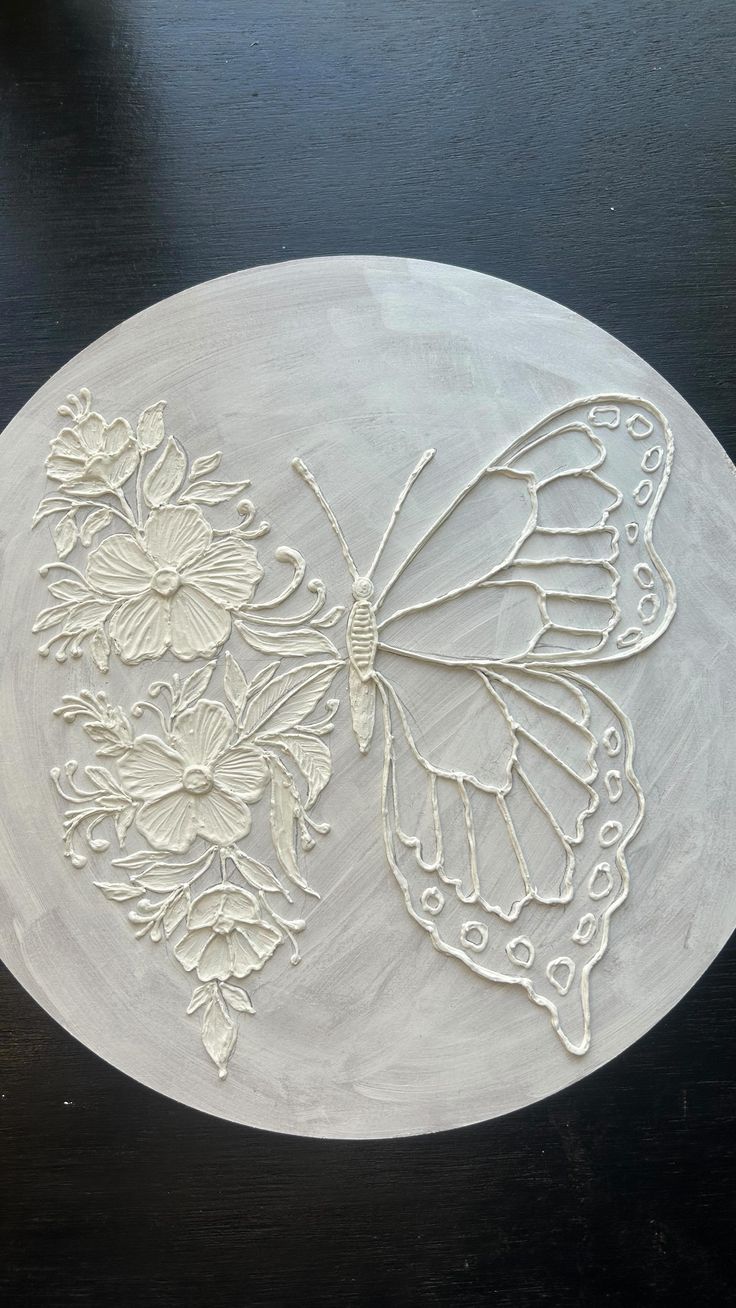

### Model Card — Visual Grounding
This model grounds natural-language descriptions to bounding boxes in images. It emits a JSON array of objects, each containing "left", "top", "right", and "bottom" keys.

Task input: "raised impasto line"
[
  {"left": 34, "top": 390, "right": 677, "bottom": 1071},
  {"left": 33, "top": 392, "right": 342, "bottom": 1080},
  {"left": 292, "top": 394, "right": 676, "bottom": 1056}
]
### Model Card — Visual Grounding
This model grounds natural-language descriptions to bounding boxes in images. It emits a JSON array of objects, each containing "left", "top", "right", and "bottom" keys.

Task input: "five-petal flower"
[
  {"left": 46, "top": 411, "right": 139, "bottom": 495},
  {"left": 86, "top": 505, "right": 263, "bottom": 662},
  {"left": 118, "top": 699, "right": 269, "bottom": 851},
  {"left": 174, "top": 883, "right": 281, "bottom": 982}
]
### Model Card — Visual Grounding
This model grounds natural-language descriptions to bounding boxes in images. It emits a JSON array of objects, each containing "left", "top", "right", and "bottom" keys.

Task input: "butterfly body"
[{"left": 346, "top": 577, "right": 378, "bottom": 752}]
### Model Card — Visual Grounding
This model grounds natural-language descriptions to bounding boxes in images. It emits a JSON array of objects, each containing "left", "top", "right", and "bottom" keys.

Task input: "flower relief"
[
  {"left": 36, "top": 391, "right": 343, "bottom": 1078},
  {"left": 87, "top": 505, "right": 263, "bottom": 664}
]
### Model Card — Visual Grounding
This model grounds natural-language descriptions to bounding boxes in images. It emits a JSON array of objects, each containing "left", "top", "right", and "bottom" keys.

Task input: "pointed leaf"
[
  {"left": 132, "top": 869, "right": 188, "bottom": 892},
  {"left": 80, "top": 506, "right": 112, "bottom": 546},
  {"left": 114, "top": 804, "right": 136, "bottom": 844},
  {"left": 94, "top": 882, "right": 142, "bottom": 902},
  {"left": 237, "top": 622, "right": 339, "bottom": 658},
  {"left": 121, "top": 847, "right": 215, "bottom": 882},
  {"left": 177, "top": 660, "right": 216, "bottom": 711},
  {"left": 48, "top": 579, "right": 91, "bottom": 602},
  {"left": 190, "top": 451, "right": 222, "bottom": 480},
  {"left": 137, "top": 401, "right": 167, "bottom": 451},
  {"left": 85, "top": 764, "right": 124, "bottom": 793},
  {"left": 112, "top": 849, "right": 161, "bottom": 870},
  {"left": 143, "top": 435, "right": 186, "bottom": 508},
  {"left": 228, "top": 846, "right": 285, "bottom": 894},
  {"left": 32, "top": 602, "right": 71, "bottom": 633},
  {"left": 243, "top": 662, "right": 341, "bottom": 736},
  {"left": 187, "top": 982, "right": 214, "bottom": 1014},
  {"left": 180, "top": 479, "right": 248, "bottom": 506},
  {"left": 53, "top": 514, "right": 77, "bottom": 559},
  {"left": 33, "top": 495, "right": 72, "bottom": 527},
  {"left": 90, "top": 625, "right": 111, "bottom": 672},
  {"left": 248, "top": 661, "right": 280, "bottom": 696},
  {"left": 223, "top": 651, "right": 249, "bottom": 715},
  {"left": 269, "top": 769, "right": 310, "bottom": 890},
  {"left": 201, "top": 996, "right": 237, "bottom": 1078},
  {"left": 220, "top": 984, "right": 254, "bottom": 1014},
  {"left": 162, "top": 891, "right": 189, "bottom": 937},
  {"left": 271, "top": 732, "right": 332, "bottom": 806}
]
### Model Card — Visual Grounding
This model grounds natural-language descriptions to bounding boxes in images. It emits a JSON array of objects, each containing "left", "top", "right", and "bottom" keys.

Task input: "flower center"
[
  {"left": 182, "top": 764, "right": 213, "bottom": 795},
  {"left": 212, "top": 920, "right": 234, "bottom": 936},
  {"left": 151, "top": 566, "right": 181, "bottom": 597}
]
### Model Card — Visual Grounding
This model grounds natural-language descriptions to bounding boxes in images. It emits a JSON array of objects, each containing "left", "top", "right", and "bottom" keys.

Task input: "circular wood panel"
[{"left": 0, "top": 256, "right": 733, "bottom": 1136}]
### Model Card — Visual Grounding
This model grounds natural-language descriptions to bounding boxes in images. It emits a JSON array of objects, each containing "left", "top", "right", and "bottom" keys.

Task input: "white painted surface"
[{"left": 0, "top": 256, "right": 734, "bottom": 1137}]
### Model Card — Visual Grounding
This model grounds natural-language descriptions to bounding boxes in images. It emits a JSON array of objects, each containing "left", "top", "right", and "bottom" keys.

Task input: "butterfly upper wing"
[
  {"left": 377, "top": 396, "right": 675, "bottom": 667},
  {"left": 371, "top": 396, "right": 675, "bottom": 1053}
]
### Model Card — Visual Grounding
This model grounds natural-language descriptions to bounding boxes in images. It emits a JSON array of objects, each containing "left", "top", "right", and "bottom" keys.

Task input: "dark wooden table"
[{"left": 1, "top": 3, "right": 734, "bottom": 1304}]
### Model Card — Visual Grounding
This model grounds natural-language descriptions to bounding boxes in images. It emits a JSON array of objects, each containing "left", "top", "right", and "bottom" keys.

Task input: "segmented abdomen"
[{"left": 346, "top": 599, "right": 378, "bottom": 680}]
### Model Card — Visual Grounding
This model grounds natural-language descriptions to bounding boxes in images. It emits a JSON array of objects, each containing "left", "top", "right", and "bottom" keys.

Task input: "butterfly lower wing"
[{"left": 377, "top": 665, "right": 643, "bottom": 1054}]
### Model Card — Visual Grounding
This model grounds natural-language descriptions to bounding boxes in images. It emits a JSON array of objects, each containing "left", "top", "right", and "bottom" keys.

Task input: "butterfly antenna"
[
  {"left": 367, "top": 448, "right": 435, "bottom": 579},
  {"left": 292, "top": 457, "right": 360, "bottom": 580}
]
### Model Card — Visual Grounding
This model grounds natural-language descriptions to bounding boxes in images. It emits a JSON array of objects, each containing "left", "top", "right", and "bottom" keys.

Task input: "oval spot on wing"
[
  {"left": 460, "top": 921, "right": 489, "bottom": 952},
  {"left": 547, "top": 956, "right": 575, "bottom": 995},
  {"left": 604, "top": 769, "right": 622, "bottom": 802},
  {"left": 627, "top": 413, "right": 654, "bottom": 439},
  {"left": 602, "top": 726, "right": 621, "bottom": 756},
  {"left": 638, "top": 592, "right": 660, "bottom": 625},
  {"left": 616, "top": 625, "right": 643, "bottom": 650},
  {"left": 642, "top": 445, "right": 663, "bottom": 472},
  {"left": 573, "top": 913, "right": 597, "bottom": 945},
  {"left": 421, "top": 886, "right": 444, "bottom": 916},
  {"left": 589, "top": 404, "right": 620, "bottom": 429},
  {"left": 634, "top": 562, "right": 655, "bottom": 588},
  {"left": 507, "top": 935, "right": 535, "bottom": 967},
  {"left": 599, "top": 820, "right": 623, "bottom": 847},
  {"left": 588, "top": 862, "right": 614, "bottom": 900}
]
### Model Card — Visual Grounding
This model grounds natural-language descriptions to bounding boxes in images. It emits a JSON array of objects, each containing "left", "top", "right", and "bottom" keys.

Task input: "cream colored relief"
[
  {"left": 293, "top": 394, "right": 676, "bottom": 1056},
  {"left": 35, "top": 389, "right": 677, "bottom": 1074},
  {"left": 35, "top": 392, "right": 343, "bottom": 1078}
]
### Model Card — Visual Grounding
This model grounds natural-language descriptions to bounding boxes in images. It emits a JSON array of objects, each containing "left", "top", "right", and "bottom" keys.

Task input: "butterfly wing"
[
  {"left": 377, "top": 665, "right": 642, "bottom": 1054},
  {"left": 372, "top": 395, "right": 674, "bottom": 1052},
  {"left": 377, "top": 396, "right": 675, "bottom": 667}
]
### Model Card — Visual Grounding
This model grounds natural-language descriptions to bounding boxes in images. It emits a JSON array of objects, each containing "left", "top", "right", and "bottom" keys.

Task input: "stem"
[
  {"left": 258, "top": 894, "right": 302, "bottom": 964},
  {"left": 63, "top": 497, "right": 136, "bottom": 528},
  {"left": 134, "top": 449, "right": 146, "bottom": 526},
  {"left": 113, "top": 487, "right": 141, "bottom": 533}
]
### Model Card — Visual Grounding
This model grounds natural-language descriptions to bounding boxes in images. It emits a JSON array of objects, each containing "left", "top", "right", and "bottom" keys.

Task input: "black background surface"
[{"left": 0, "top": 3, "right": 734, "bottom": 1305}]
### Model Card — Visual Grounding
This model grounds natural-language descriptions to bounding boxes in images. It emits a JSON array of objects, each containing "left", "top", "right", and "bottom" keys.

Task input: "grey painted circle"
[{"left": 0, "top": 256, "right": 733, "bottom": 1138}]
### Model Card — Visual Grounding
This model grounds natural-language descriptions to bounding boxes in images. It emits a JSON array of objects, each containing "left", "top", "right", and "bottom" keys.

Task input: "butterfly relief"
[
  {"left": 293, "top": 396, "right": 675, "bottom": 1055},
  {"left": 33, "top": 389, "right": 675, "bottom": 1075}
]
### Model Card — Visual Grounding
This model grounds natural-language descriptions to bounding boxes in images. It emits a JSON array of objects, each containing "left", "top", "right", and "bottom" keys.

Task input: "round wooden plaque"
[{"left": 0, "top": 257, "right": 734, "bottom": 1137}]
